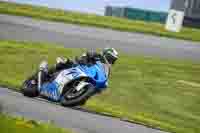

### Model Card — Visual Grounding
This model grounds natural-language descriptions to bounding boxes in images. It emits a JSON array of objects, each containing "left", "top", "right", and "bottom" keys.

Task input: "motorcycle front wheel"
[{"left": 61, "top": 84, "right": 96, "bottom": 107}]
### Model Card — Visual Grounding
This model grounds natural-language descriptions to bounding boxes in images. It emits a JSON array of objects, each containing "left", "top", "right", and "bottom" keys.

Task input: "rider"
[
  {"left": 43, "top": 48, "right": 119, "bottom": 79},
  {"left": 26, "top": 48, "right": 118, "bottom": 99}
]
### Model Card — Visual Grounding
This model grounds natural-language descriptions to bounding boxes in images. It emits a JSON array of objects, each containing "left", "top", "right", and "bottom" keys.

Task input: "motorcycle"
[{"left": 21, "top": 57, "right": 110, "bottom": 106}]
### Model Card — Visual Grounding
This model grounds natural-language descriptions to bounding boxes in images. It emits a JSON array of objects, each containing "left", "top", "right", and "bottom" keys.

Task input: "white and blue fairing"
[{"left": 40, "top": 61, "right": 108, "bottom": 101}]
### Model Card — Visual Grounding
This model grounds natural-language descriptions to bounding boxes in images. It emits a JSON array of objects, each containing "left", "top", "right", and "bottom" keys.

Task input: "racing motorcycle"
[{"left": 21, "top": 57, "right": 110, "bottom": 107}]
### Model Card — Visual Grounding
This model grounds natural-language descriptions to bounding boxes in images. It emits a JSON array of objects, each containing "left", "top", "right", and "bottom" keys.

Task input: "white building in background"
[{"left": 171, "top": 0, "right": 200, "bottom": 27}]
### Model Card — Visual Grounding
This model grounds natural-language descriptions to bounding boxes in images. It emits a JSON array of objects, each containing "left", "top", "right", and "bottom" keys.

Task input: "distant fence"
[
  {"left": 184, "top": 17, "right": 200, "bottom": 28},
  {"left": 105, "top": 6, "right": 168, "bottom": 24}
]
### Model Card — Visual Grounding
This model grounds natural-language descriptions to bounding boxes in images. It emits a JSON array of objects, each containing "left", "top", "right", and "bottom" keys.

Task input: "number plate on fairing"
[{"left": 55, "top": 68, "right": 86, "bottom": 94}]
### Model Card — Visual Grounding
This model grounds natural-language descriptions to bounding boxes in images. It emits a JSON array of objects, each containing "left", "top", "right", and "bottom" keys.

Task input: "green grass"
[
  {"left": 1, "top": 40, "right": 200, "bottom": 133},
  {"left": 0, "top": 1, "right": 200, "bottom": 42},
  {"left": 0, "top": 114, "right": 73, "bottom": 133}
]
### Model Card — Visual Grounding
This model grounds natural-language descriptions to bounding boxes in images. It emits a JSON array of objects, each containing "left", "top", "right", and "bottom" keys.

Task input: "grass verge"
[
  {"left": 0, "top": 1, "right": 200, "bottom": 42},
  {"left": 0, "top": 40, "right": 200, "bottom": 133},
  {"left": 0, "top": 113, "right": 73, "bottom": 133}
]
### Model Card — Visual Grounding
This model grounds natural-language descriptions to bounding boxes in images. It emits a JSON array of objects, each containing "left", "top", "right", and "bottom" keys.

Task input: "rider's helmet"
[{"left": 102, "top": 48, "right": 119, "bottom": 65}]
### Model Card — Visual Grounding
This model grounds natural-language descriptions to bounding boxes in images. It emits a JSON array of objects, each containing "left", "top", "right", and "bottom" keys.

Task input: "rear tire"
[
  {"left": 21, "top": 75, "right": 39, "bottom": 97},
  {"left": 61, "top": 84, "right": 95, "bottom": 107}
]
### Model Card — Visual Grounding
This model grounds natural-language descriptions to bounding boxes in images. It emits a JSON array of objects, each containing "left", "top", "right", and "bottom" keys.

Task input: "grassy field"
[
  {"left": 0, "top": 114, "right": 73, "bottom": 133},
  {"left": 0, "top": 1, "right": 200, "bottom": 42},
  {"left": 0, "top": 40, "right": 200, "bottom": 133}
]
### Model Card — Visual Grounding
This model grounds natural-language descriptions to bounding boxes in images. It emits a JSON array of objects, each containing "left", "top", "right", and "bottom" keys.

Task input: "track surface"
[
  {"left": 0, "top": 14, "right": 199, "bottom": 133},
  {"left": 0, "top": 14, "right": 200, "bottom": 61},
  {"left": 0, "top": 87, "right": 164, "bottom": 133}
]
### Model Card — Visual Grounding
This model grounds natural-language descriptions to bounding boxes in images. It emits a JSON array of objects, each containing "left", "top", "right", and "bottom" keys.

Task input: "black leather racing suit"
[{"left": 46, "top": 51, "right": 106, "bottom": 79}]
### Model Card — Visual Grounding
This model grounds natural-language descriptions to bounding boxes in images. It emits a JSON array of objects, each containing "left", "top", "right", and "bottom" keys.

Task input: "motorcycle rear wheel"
[{"left": 21, "top": 75, "right": 39, "bottom": 97}]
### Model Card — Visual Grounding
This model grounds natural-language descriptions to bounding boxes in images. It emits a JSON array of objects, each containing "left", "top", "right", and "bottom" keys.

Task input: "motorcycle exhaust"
[
  {"left": 38, "top": 61, "right": 48, "bottom": 91},
  {"left": 38, "top": 71, "right": 42, "bottom": 91}
]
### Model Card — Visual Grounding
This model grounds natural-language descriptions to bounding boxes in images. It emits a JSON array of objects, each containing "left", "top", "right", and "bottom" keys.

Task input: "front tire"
[{"left": 61, "top": 84, "right": 95, "bottom": 107}]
